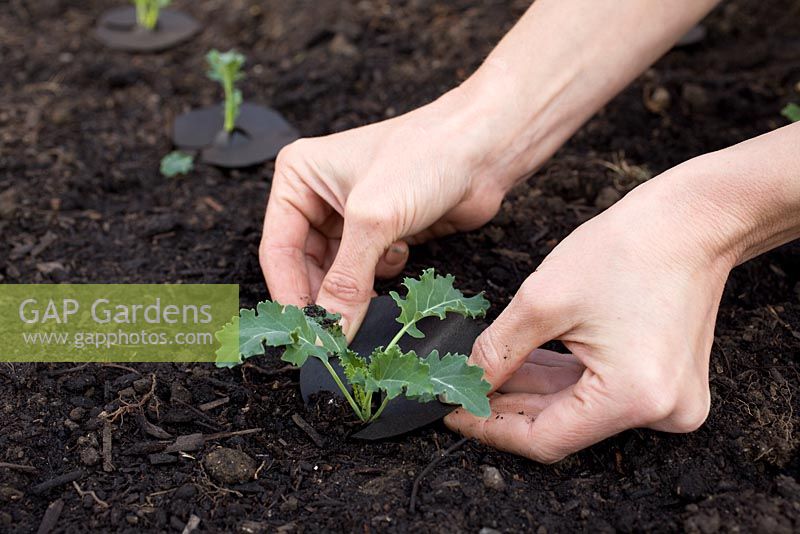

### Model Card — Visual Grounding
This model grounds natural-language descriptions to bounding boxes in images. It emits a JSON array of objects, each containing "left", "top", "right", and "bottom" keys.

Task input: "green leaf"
[
  {"left": 304, "top": 305, "right": 348, "bottom": 356},
  {"left": 424, "top": 350, "right": 491, "bottom": 417},
  {"left": 365, "top": 346, "right": 433, "bottom": 400},
  {"left": 214, "top": 316, "right": 241, "bottom": 367},
  {"left": 390, "top": 268, "right": 489, "bottom": 338},
  {"left": 339, "top": 349, "right": 368, "bottom": 388},
  {"left": 160, "top": 151, "right": 194, "bottom": 178},
  {"left": 206, "top": 49, "right": 246, "bottom": 83},
  {"left": 782, "top": 103, "right": 800, "bottom": 123},
  {"left": 214, "top": 301, "right": 347, "bottom": 368},
  {"left": 340, "top": 349, "right": 371, "bottom": 411}
]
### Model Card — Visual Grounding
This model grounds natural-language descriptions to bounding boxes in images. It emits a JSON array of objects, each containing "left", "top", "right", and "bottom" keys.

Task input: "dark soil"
[{"left": 2, "top": 0, "right": 800, "bottom": 532}]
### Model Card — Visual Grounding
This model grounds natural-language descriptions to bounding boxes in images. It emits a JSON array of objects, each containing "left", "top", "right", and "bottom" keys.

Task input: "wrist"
[
  {"left": 630, "top": 162, "right": 748, "bottom": 275},
  {"left": 430, "top": 63, "right": 580, "bottom": 198},
  {"left": 630, "top": 129, "right": 800, "bottom": 272}
]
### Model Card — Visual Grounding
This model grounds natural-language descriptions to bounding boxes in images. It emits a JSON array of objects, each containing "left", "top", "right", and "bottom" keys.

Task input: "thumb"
[
  {"left": 470, "top": 273, "right": 575, "bottom": 390},
  {"left": 315, "top": 208, "right": 394, "bottom": 339}
]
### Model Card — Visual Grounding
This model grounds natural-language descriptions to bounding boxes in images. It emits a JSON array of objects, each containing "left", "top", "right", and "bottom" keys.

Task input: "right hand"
[{"left": 260, "top": 90, "right": 508, "bottom": 336}]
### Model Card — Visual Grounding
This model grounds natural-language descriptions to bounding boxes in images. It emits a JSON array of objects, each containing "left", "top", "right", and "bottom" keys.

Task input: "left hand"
[{"left": 445, "top": 160, "right": 737, "bottom": 462}]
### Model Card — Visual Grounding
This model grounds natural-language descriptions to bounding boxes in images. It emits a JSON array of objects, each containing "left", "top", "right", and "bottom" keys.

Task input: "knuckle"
[
  {"left": 469, "top": 189, "right": 504, "bottom": 224},
  {"left": 524, "top": 423, "right": 570, "bottom": 464},
  {"left": 471, "top": 330, "right": 506, "bottom": 383},
  {"left": 474, "top": 421, "right": 500, "bottom": 450},
  {"left": 516, "top": 276, "right": 557, "bottom": 314},
  {"left": 275, "top": 138, "right": 308, "bottom": 168},
  {"left": 670, "top": 389, "right": 711, "bottom": 432},
  {"left": 533, "top": 449, "right": 567, "bottom": 465},
  {"left": 320, "top": 269, "right": 369, "bottom": 304},
  {"left": 626, "top": 370, "right": 680, "bottom": 424},
  {"left": 345, "top": 201, "right": 389, "bottom": 233},
  {"left": 516, "top": 276, "right": 540, "bottom": 301},
  {"left": 259, "top": 241, "right": 302, "bottom": 270}
]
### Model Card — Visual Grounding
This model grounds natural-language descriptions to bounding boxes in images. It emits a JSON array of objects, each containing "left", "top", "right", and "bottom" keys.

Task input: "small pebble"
[
  {"left": 481, "top": 465, "right": 507, "bottom": 491},
  {"left": 203, "top": 448, "right": 257, "bottom": 485},
  {"left": 132, "top": 377, "right": 152, "bottom": 394},
  {"left": 170, "top": 382, "right": 193, "bottom": 404},
  {"left": 68, "top": 407, "right": 86, "bottom": 421},
  {"left": 80, "top": 447, "right": 100, "bottom": 466},
  {"left": 644, "top": 86, "right": 671, "bottom": 114}
]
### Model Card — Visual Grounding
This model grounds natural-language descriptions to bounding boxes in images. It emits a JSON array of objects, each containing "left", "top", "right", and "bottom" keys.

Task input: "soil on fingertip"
[{"left": 1, "top": 1, "right": 799, "bottom": 532}]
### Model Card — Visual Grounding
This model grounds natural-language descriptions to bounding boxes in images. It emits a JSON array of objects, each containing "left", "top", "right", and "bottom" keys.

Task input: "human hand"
[
  {"left": 260, "top": 89, "right": 511, "bottom": 336},
  {"left": 445, "top": 160, "right": 741, "bottom": 462},
  {"left": 259, "top": 0, "right": 726, "bottom": 340}
]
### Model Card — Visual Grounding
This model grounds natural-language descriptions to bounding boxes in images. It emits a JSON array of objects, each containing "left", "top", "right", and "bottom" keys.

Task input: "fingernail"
[{"left": 387, "top": 245, "right": 408, "bottom": 264}]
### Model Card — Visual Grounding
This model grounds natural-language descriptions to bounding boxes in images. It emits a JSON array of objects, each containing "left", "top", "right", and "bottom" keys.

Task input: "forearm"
[{"left": 439, "top": 0, "right": 720, "bottom": 191}]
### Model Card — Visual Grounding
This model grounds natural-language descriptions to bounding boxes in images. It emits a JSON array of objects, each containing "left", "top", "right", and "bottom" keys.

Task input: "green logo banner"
[{"left": 0, "top": 284, "right": 239, "bottom": 363}]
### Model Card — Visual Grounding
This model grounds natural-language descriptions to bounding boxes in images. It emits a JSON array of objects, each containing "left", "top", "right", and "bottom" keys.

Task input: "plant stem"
[
  {"left": 386, "top": 321, "right": 416, "bottom": 351},
  {"left": 368, "top": 395, "right": 391, "bottom": 423},
  {"left": 145, "top": 7, "right": 158, "bottom": 30},
  {"left": 375, "top": 320, "right": 422, "bottom": 423},
  {"left": 223, "top": 77, "right": 235, "bottom": 132},
  {"left": 320, "top": 358, "right": 366, "bottom": 421},
  {"left": 135, "top": 2, "right": 147, "bottom": 27},
  {"left": 363, "top": 390, "right": 373, "bottom": 420},
  {"left": 135, "top": 1, "right": 159, "bottom": 30}
]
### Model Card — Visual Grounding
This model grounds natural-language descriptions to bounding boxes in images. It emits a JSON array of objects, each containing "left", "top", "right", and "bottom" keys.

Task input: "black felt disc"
[
  {"left": 172, "top": 103, "right": 299, "bottom": 168},
  {"left": 94, "top": 7, "right": 200, "bottom": 52},
  {"left": 299, "top": 296, "right": 486, "bottom": 440}
]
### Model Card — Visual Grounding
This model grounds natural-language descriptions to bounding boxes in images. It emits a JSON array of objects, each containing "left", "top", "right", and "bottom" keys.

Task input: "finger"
[
  {"left": 315, "top": 203, "right": 394, "bottom": 338},
  {"left": 498, "top": 349, "right": 584, "bottom": 395},
  {"left": 375, "top": 241, "right": 409, "bottom": 279},
  {"left": 304, "top": 228, "right": 329, "bottom": 268},
  {"left": 447, "top": 371, "right": 629, "bottom": 463},
  {"left": 305, "top": 229, "right": 336, "bottom": 299},
  {"left": 261, "top": 191, "right": 314, "bottom": 307},
  {"left": 525, "top": 348, "right": 581, "bottom": 367},
  {"left": 482, "top": 390, "right": 566, "bottom": 416},
  {"left": 445, "top": 409, "right": 542, "bottom": 460},
  {"left": 470, "top": 273, "right": 576, "bottom": 391}
]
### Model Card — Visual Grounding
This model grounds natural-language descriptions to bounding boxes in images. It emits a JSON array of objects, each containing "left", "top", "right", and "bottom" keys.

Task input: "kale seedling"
[
  {"left": 782, "top": 103, "right": 800, "bottom": 123},
  {"left": 160, "top": 150, "right": 194, "bottom": 177},
  {"left": 206, "top": 49, "right": 245, "bottom": 133},
  {"left": 134, "top": 0, "right": 170, "bottom": 30},
  {"left": 215, "top": 269, "right": 492, "bottom": 422}
]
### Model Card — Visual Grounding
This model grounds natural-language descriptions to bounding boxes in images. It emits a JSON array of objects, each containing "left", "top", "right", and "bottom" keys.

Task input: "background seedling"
[
  {"left": 207, "top": 49, "right": 245, "bottom": 133},
  {"left": 215, "top": 269, "right": 492, "bottom": 423},
  {"left": 134, "top": 0, "right": 170, "bottom": 30},
  {"left": 160, "top": 151, "right": 194, "bottom": 177},
  {"left": 782, "top": 103, "right": 800, "bottom": 123}
]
